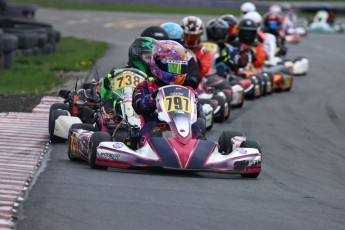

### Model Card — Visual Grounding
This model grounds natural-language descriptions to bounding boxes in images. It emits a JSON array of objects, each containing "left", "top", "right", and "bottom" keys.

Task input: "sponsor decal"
[
  {"left": 124, "top": 92, "right": 132, "bottom": 99},
  {"left": 98, "top": 152, "right": 120, "bottom": 160},
  {"left": 113, "top": 142, "right": 124, "bottom": 149},
  {"left": 236, "top": 148, "right": 247, "bottom": 155}
]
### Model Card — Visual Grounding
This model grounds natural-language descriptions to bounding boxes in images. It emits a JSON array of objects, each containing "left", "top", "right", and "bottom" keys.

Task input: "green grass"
[
  {"left": 0, "top": 37, "right": 108, "bottom": 95},
  {"left": 7, "top": 0, "right": 241, "bottom": 16}
]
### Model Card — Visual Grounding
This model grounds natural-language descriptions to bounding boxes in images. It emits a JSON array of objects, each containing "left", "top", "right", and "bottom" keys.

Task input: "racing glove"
[
  {"left": 103, "top": 74, "right": 112, "bottom": 90},
  {"left": 140, "top": 89, "right": 159, "bottom": 110}
]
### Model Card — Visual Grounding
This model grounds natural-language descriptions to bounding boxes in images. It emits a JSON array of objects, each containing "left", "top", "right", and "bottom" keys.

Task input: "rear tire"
[
  {"left": 49, "top": 110, "right": 69, "bottom": 143},
  {"left": 213, "top": 95, "right": 226, "bottom": 123},
  {"left": 240, "top": 140, "right": 261, "bottom": 178},
  {"left": 88, "top": 132, "right": 111, "bottom": 169}
]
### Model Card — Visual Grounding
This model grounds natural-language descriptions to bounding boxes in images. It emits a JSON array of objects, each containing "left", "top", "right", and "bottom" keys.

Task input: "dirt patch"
[{"left": 0, "top": 94, "right": 46, "bottom": 113}]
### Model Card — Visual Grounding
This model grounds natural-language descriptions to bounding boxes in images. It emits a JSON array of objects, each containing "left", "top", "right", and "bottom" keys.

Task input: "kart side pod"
[{"left": 54, "top": 115, "right": 82, "bottom": 139}]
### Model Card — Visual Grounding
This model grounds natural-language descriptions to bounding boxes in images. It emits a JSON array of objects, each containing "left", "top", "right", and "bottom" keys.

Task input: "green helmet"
[{"left": 128, "top": 37, "right": 157, "bottom": 76}]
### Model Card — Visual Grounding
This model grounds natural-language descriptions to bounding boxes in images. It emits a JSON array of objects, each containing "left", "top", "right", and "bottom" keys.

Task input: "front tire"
[
  {"left": 213, "top": 95, "right": 226, "bottom": 123},
  {"left": 88, "top": 132, "right": 111, "bottom": 169},
  {"left": 240, "top": 140, "right": 261, "bottom": 178},
  {"left": 218, "top": 131, "right": 245, "bottom": 155},
  {"left": 49, "top": 110, "right": 69, "bottom": 143},
  {"left": 49, "top": 103, "right": 69, "bottom": 133},
  {"left": 67, "top": 123, "right": 95, "bottom": 161}
]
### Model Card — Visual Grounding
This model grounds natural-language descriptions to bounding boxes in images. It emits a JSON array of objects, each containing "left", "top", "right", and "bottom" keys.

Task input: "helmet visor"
[
  {"left": 155, "top": 58, "right": 188, "bottom": 74},
  {"left": 268, "top": 21, "right": 279, "bottom": 29},
  {"left": 228, "top": 26, "right": 238, "bottom": 35},
  {"left": 183, "top": 33, "right": 202, "bottom": 42},
  {"left": 141, "top": 52, "right": 152, "bottom": 65}
]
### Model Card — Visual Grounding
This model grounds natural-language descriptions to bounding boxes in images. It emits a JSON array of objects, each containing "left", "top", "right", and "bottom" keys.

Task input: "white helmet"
[
  {"left": 240, "top": 2, "right": 256, "bottom": 16},
  {"left": 243, "top": 11, "right": 263, "bottom": 27},
  {"left": 269, "top": 4, "right": 282, "bottom": 14}
]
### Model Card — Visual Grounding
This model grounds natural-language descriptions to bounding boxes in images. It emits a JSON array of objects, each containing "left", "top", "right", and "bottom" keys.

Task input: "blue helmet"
[{"left": 161, "top": 22, "right": 183, "bottom": 44}]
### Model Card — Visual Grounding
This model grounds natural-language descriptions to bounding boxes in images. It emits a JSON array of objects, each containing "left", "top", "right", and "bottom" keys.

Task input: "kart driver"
[
  {"left": 100, "top": 36, "right": 157, "bottom": 111},
  {"left": 132, "top": 40, "right": 205, "bottom": 140}
]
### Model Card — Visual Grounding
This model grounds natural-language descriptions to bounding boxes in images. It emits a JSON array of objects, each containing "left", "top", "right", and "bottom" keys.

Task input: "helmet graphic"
[
  {"left": 128, "top": 37, "right": 157, "bottom": 75},
  {"left": 150, "top": 40, "right": 188, "bottom": 85},
  {"left": 180, "top": 16, "right": 204, "bottom": 49},
  {"left": 161, "top": 22, "right": 183, "bottom": 43}
]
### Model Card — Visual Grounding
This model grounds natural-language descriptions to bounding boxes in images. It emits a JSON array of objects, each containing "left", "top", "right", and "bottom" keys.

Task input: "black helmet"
[
  {"left": 128, "top": 37, "right": 157, "bottom": 76},
  {"left": 219, "top": 14, "right": 238, "bottom": 42},
  {"left": 238, "top": 18, "right": 257, "bottom": 45},
  {"left": 205, "top": 18, "right": 229, "bottom": 43},
  {"left": 140, "top": 26, "right": 169, "bottom": 40}
]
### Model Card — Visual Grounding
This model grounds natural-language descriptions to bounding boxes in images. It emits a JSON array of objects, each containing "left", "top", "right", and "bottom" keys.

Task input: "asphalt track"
[{"left": 12, "top": 8, "right": 345, "bottom": 230}]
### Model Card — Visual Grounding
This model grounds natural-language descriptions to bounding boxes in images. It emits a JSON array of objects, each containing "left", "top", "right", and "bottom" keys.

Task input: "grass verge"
[
  {"left": 7, "top": 0, "right": 241, "bottom": 16},
  {"left": 0, "top": 37, "right": 108, "bottom": 95}
]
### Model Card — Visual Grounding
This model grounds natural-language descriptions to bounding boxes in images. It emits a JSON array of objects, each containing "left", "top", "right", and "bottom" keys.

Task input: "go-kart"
[
  {"left": 49, "top": 77, "right": 101, "bottom": 143},
  {"left": 68, "top": 85, "right": 262, "bottom": 178},
  {"left": 50, "top": 68, "right": 147, "bottom": 143},
  {"left": 238, "top": 70, "right": 274, "bottom": 99},
  {"left": 202, "top": 41, "right": 244, "bottom": 109},
  {"left": 307, "top": 10, "right": 345, "bottom": 33},
  {"left": 197, "top": 82, "right": 230, "bottom": 123}
]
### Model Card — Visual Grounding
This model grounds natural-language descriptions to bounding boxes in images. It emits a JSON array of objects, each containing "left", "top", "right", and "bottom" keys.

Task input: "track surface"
[{"left": 11, "top": 8, "right": 345, "bottom": 230}]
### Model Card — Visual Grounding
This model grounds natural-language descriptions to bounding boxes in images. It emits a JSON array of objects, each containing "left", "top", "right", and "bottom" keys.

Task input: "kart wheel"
[
  {"left": 67, "top": 123, "right": 95, "bottom": 161},
  {"left": 49, "top": 110, "right": 69, "bottom": 143},
  {"left": 285, "top": 75, "right": 294, "bottom": 92},
  {"left": 49, "top": 103, "right": 69, "bottom": 133},
  {"left": 240, "top": 140, "right": 261, "bottom": 178},
  {"left": 196, "top": 117, "right": 206, "bottom": 136},
  {"left": 199, "top": 99, "right": 214, "bottom": 130},
  {"left": 244, "top": 78, "right": 256, "bottom": 100},
  {"left": 258, "top": 75, "right": 267, "bottom": 97},
  {"left": 206, "top": 113, "right": 214, "bottom": 131},
  {"left": 88, "top": 132, "right": 111, "bottom": 169},
  {"left": 263, "top": 72, "right": 274, "bottom": 95},
  {"left": 218, "top": 91, "right": 231, "bottom": 120},
  {"left": 213, "top": 95, "right": 226, "bottom": 123},
  {"left": 218, "top": 131, "right": 245, "bottom": 155}
]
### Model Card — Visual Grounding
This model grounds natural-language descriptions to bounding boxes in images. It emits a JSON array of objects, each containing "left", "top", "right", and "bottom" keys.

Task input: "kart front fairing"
[
  {"left": 156, "top": 85, "right": 197, "bottom": 144},
  {"left": 96, "top": 139, "right": 261, "bottom": 173}
]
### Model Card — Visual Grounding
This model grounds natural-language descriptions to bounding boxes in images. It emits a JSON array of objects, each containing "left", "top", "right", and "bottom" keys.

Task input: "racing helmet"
[
  {"left": 238, "top": 18, "right": 258, "bottom": 45},
  {"left": 240, "top": 2, "right": 256, "bottom": 16},
  {"left": 263, "top": 12, "right": 282, "bottom": 35},
  {"left": 205, "top": 18, "right": 229, "bottom": 43},
  {"left": 269, "top": 4, "right": 282, "bottom": 14},
  {"left": 281, "top": 2, "right": 292, "bottom": 13},
  {"left": 150, "top": 40, "right": 188, "bottom": 85},
  {"left": 219, "top": 14, "right": 238, "bottom": 42},
  {"left": 243, "top": 11, "right": 263, "bottom": 28},
  {"left": 180, "top": 16, "right": 204, "bottom": 49},
  {"left": 140, "top": 26, "right": 169, "bottom": 40},
  {"left": 128, "top": 37, "right": 157, "bottom": 76},
  {"left": 161, "top": 22, "right": 183, "bottom": 44}
]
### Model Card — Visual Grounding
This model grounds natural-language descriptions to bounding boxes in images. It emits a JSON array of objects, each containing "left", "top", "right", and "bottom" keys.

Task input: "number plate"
[
  {"left": 113, "top": 72, "right": 145, "bottom": 90},
  {"left": 163, "top": 95, "right": 191, "bottom": 113}
]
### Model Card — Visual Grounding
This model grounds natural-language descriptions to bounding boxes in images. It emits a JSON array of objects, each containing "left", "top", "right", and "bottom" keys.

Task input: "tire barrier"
[{"left": 0, "top": 1, "right": 61, "bottom": 69}]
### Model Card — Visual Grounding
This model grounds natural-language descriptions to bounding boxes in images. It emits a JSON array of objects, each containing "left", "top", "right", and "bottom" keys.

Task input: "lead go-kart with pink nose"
[{"left": 68, "top": 85, "right": 262, "bottom": 178}]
